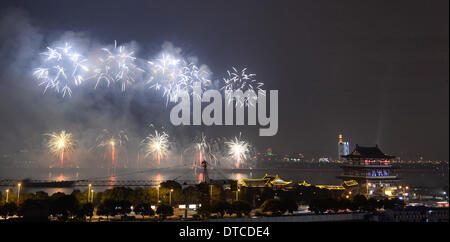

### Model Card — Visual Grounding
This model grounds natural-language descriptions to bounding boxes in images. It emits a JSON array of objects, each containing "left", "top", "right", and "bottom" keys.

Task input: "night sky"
[{"left": 0, "top": 0, "right": 448, "bottom": 161}]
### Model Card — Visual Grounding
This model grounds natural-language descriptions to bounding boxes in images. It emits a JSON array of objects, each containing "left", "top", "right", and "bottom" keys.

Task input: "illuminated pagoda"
[
  {"left": 338, "top": 144, "right": 399, "bottom": 197},
  {"left": 241, "top": 174, "right": 293, "bottom": 190}
]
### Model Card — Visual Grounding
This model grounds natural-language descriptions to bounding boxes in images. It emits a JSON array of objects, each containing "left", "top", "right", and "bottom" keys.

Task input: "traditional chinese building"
[
  {"left": 299, "top": 179, "right": 359, "bottom": 192},
  {"left": 241, "top": 174, "right": 293, "bottom": 190},
  {"left": 338, "top": 144, "right": 399, "bottom": 197}
]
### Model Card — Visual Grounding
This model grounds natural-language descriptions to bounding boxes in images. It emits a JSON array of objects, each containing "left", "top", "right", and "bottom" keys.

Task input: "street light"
[
  {"left": 169, "top": 189, "right": 174, "bottom": 206},
  {"left": 157, "top": 185, "right": 161, "bottom": 204},
  {"left": 90, "top": 190, "right": 94, "bottom": 203},
  {"left": 5, "top": 189, "right": 9, "bottom": 203},
  {"left": 88, "top": 184, "right": 92, "bottom": 203},
  {"left": 17, "top": 183, "right": 21, "bottom": 207}
]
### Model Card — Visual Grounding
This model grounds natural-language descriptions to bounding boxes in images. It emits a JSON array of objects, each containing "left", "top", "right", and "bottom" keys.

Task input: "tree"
[
  {"left": 197, "top": 203, "right": 211, "bottom": 219},
  {"left": 116, "top": 200, "right": 132, "bottom": 216},
  {"left": 260, "top": 199, "right": 286, "bottom": 215},
  {"left": 101, "top": 187, "right": 134, "bottom": 203},
  {"left": 309, "top": 199, "right": 327, "bottom": 214},
  {"left": 97, "top": 199, "right": 117, "bottom": 221},
  {"left": 156, "top": 204, "right": 174, "bottom": 219},
  {"left": 19, "top": 199, "right": 50, "bottom": 222},
  {"left": 76, "top": 203, "right": 94, "bottom": 221},
  {"left": 336, "top": 198, "right": 348, "bottom": 211},
  {"left": 49, "top": 193, "right": 79, "bottom": 221},
  {"left": 231, "top": 200, "right": 252, "bottom": 218},
  {"left": 325, "top": 198, "right": 339, "bottom": 212},
  {"left": 367, "top": 198, "right": 378, "bottom": 212},
  {"left": 160, "top": 180, "right": 182, "bottom": 191},
  {"left": 183, "top": 186, "right": 200, "bottom": 204},
  {"left": 260, "top": 189, "right": 276, "bottom": 203},
  {"left": 34, "top": 191, "right": 49, "bottom": 201},
  {"left": 134, "top": 203, "right": 155, "bottom": 219},
  {"left": 0, "top": 202, "right": 17, "bottom": 219},
  {"left": 132, "top": 188, "right": 152, "bottom": 205},
  {"left": 281, "top": 198, "right": 298, "bottom": 214},
  {"left": 352, "top": 195, "right": 368, "bottom": 211},
  {"left": 212, "top": 200, "right": 231, "bottom": 218}
]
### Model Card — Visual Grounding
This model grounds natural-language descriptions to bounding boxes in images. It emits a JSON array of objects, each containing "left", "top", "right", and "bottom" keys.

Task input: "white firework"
[
  {"left": 146, "top": 52, "right": 211, "bottom": 105},
  {"left": 221, "top": 67, "right": 264, "bottom": 107},
  {"left": 93, "top": 41, "right": 144, "bottom": 92},
  {"left": 33, "top": 42, "right": 89, "bottom": 97},
  {"left": 225, "top": 134, "right": 251, "bottom": 168},
  {"left": 141, "top": 127, "right": 170, "bottom": 167}
]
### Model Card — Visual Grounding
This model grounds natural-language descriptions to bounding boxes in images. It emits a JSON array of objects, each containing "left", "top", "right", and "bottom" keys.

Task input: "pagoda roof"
[
  {"left": 342, "top": 144, "right": 395, "bottom": 159},
  {"left": 270, "top": 175, "right": 293, "bottom": 186},
  {"left": 342, "top": 180, "right": 358, "bottom": 187},
  {"left": 298, "top": 180, "right": 311, "bottom": 187},
  {"left": 316, "top": 185, "right": 346, "bottom": 190},
  {"left": 241, "top": 178, "right": 270, "bottom": 188},
  {"left": 241, "top": 174, "right": 292, "bottom": 187}
]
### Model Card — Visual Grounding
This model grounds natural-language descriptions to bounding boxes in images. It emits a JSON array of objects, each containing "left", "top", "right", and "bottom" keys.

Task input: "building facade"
[
  {"left": 338, "top": 134, "right": 350, "bottom": 159},
  {"left": 338, "top": 144, "right": 399, "bottom": 197}
]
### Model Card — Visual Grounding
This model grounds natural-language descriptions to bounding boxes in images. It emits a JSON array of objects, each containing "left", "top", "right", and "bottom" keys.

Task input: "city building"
[
  {"left": 338, "top": 134, "right": 350, "bottom": 160},
  {"left": 338, "top": 144, "right": 399, "bottom": 197}
]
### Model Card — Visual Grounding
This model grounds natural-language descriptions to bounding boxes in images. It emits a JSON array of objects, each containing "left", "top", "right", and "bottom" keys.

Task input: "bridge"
[
  {"left": 0, "top": 162, "right": 235, "bottom": 188},
  {"left": 0, "top": 179, "right": 201, "bottom": 188}
]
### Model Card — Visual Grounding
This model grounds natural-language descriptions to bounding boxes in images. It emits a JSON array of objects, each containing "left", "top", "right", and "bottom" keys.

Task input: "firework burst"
[
  {"left": 222, "top": 67, "right": 264, "bottom": 107},
  {"left": 45, "top": 130, "right": 76, "bottom": 168},
  {"left": 184, "top": 133, "right": 218, "bottom": 170},
  {"left": 141, "top": 128, "right": 170, "bottom": 167},
  {"left": 96, "top": 129, "right": 128, "bottom": 173},
  {"left": 146, "top": 52, "right": 211, "bottom": 105},
  {"left": 225, "top": 134, "right": 250, "bottom": 168},
  {"left": 93, "top": 41, "right": 144, "bottom": 92},
  {"left": 33, "top": 42, "right": 89, "bottom": 97}
]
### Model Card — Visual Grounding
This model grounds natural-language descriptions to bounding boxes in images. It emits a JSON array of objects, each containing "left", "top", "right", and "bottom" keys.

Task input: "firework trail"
[
  {"left": 45, "top": 130, "right": 76, "bottom": 168},
  {"left": 96, "top": 129, "right": 128, "bottom": 175},
  {"left": 146, "top": 52, "right": 211, "bottom": 105},
  {"left": 93, "top": 40, "right": 144, "bottom": 92},
  {"left": 33, "top": 42, "right": 89, "bottom": 97},
  {"left": 221, "top": 67, "right": 264, "bottom": 107},
  {"left": 184, "top": 133, "right": 219, "bottom": 172},
  {"left": 225, "top": 133, "right": 250, "bottom": 168},
  {"left": 141, "top": 126, "right": 170, "bottom": 168}
]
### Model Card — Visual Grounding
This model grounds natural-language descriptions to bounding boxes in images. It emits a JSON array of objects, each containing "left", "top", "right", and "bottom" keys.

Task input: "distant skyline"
[{"left": 0, "top": 0, "right": 448, "bottom": 161}]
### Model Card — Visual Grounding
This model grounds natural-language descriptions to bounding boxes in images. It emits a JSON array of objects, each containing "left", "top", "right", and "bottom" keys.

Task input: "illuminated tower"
[
  {"left": 338, "top": 134, "right": 350, "bottom": 159},
  {"left": 338, "top": 144, "right": 399, "bottom": 197}
]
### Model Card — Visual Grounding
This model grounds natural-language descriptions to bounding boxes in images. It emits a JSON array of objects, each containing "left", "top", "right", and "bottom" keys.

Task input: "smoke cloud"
[{"left": 0, "top": 8, "right": 233, "bottom": 169}]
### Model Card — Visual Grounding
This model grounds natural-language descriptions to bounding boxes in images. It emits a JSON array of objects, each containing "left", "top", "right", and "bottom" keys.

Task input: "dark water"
[{"left": 0, "top": 167, "right": 447, "bottom": 194}]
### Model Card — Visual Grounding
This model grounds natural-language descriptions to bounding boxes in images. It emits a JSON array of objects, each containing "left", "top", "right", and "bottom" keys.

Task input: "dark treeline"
[{"left": 0, "top": 181, "right": 405, "bottom": 222}]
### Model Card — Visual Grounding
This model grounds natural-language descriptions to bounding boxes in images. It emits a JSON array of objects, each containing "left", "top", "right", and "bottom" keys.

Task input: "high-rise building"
[{"left": 338, "top": 134, "right": 350, "bottom": 159}]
